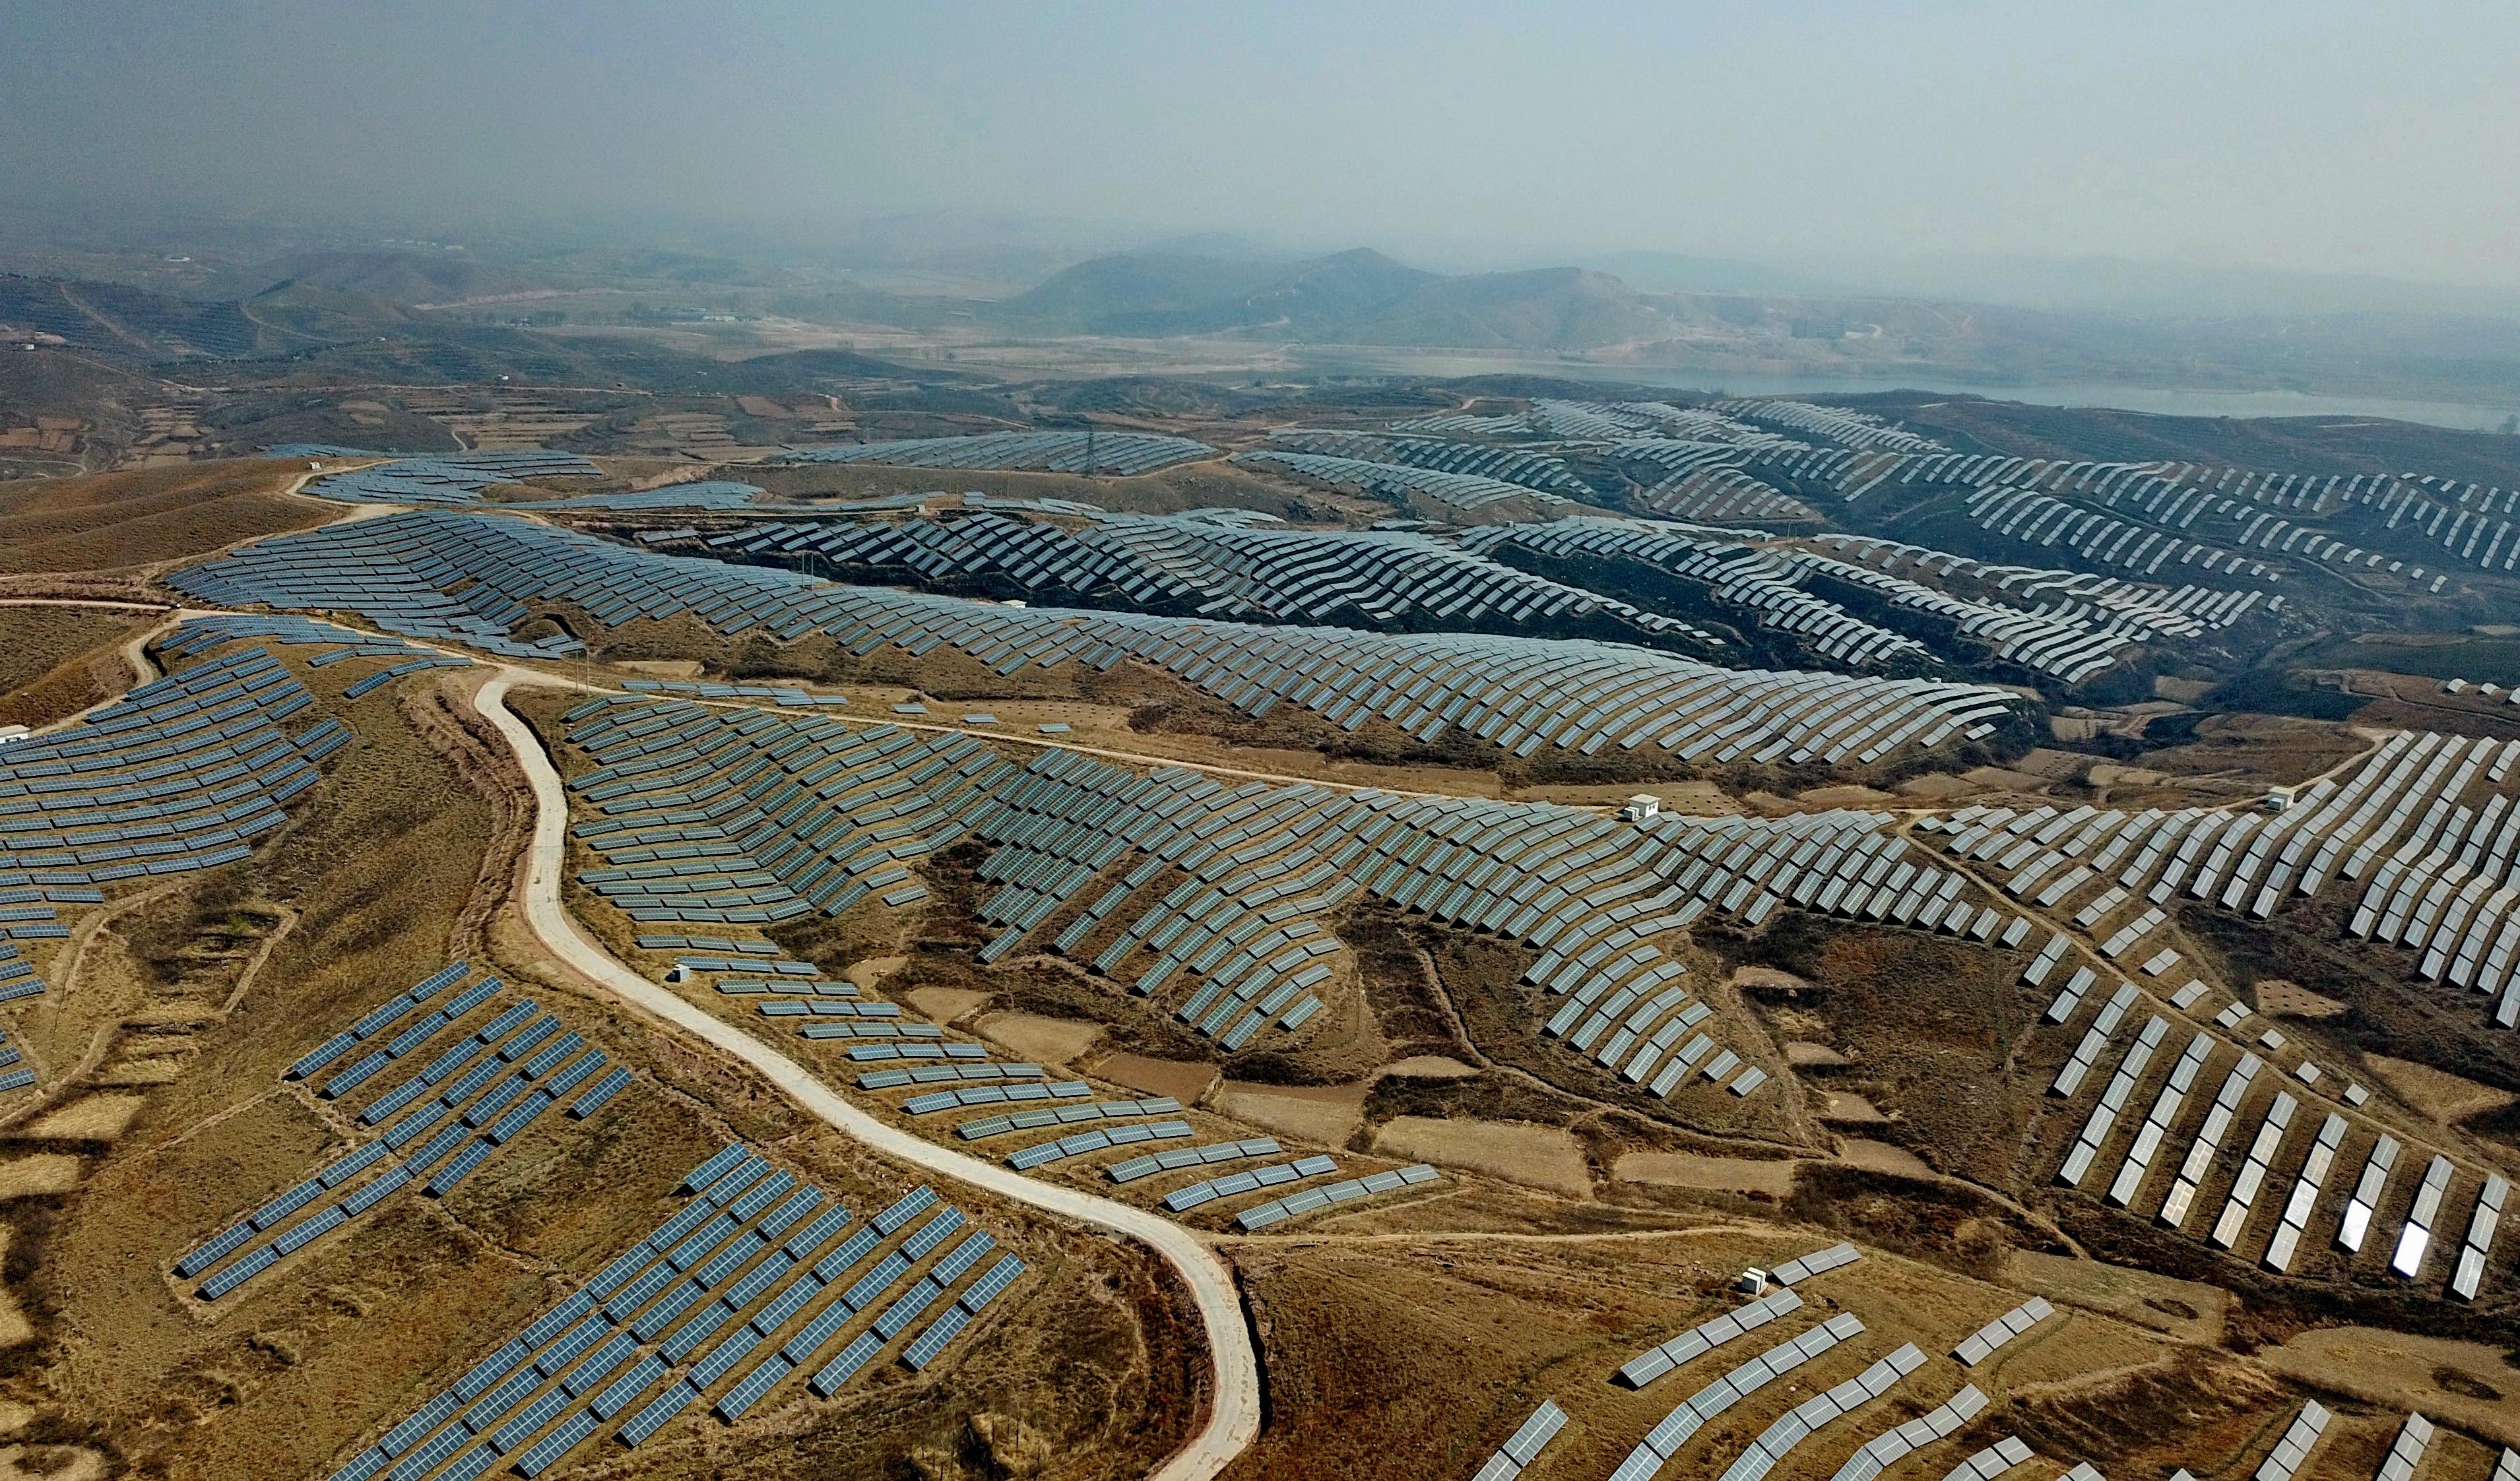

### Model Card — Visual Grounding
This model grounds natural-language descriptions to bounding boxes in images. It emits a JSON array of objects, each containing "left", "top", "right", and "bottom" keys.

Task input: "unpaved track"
[{"left": 468, "top": 670, "right": 1262, "bottom": 1481}]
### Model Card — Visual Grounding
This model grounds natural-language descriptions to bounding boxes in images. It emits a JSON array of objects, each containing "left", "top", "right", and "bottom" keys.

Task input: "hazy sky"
[{"left": 7, "top": 0, "right": 2518, "bottom": 286}]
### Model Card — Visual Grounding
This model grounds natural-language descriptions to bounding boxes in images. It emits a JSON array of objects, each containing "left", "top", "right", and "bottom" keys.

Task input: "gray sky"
[{"left": 7, "top": 0, "right": 2517, "bottom": 287}]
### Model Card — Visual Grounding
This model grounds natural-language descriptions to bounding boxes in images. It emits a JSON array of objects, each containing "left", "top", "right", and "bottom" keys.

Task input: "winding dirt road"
[{"left": 466, "top": 670, "right": 1262, "bottom": 1481}]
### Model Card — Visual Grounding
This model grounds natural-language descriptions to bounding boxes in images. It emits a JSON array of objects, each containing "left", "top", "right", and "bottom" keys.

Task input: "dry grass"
[
  {"left": 1215, "top": 1081, "right": 1369, "bottom": 1147},
  {"left": 973, "top": 1010, "right": 1103, "bottom": 1067},
  {"left": 0, "top": 459, "right": 328, "bottom": 573},
  {"left": 2255, "top": 1326, "right": 2520, "bottom": 1447},
  {"left": 1611, "top": 1150, "right": 1799, "bottom": 1195},
  {"left": 0, "top": 609, "right": 141, "bottom": 694},
  {"left": 1372, "top": 1117, "right": 1592, "bottom": 1197},
  {"left": 1219, "top": 1231, "right": 2247, "bottom": 1481},
  {"left": 1091, "top": 1053, "right": 1221, "bottom": 1104},
  {"left": 0, "top": 608, "right": 148, "bottom": 730},
  {"left": 0, "top": 1156, "right": 82, "bottom": 1201}
]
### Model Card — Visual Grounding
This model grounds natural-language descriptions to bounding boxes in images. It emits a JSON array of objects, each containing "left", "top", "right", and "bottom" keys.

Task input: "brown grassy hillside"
[{"left": 0, "top": 458, "right": 329, "bottom": 573}]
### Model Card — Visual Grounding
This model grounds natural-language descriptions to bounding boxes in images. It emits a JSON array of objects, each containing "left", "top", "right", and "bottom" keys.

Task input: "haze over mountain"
[{"left": 8, "top": 3, "right": 2519, "bottom": 296}]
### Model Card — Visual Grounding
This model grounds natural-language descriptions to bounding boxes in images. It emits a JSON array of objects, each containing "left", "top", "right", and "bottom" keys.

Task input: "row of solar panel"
[{"left": 323, "top": 1145, "right": 1022, "bottom": 1481}]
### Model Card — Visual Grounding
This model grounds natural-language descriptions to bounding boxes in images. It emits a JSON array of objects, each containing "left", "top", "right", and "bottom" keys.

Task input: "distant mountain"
[
  {"left": 194, "top": 249, "right": 532, "bottom": 306},
  {"left": 0, "top": 272, "right": 272, "bottom": 358},
  {"left": 1345, "top": 267, "right": 1673, "bottom": 350},
  {"left": 1000, "top": 247, "right": 1442, "bottom": 336},
  {"left": 239, "top": 280, "right": 412, "bottom": 340},
  {"left": 1000, "top": 253, "right": 1289, "bottom": 333},
  {"left": 1580, "top": 251, "right": 1836, "bottom": 296},
  {"left": 1237, "top": 249, "right": 1447, "bottom": 332},
  {"left": 996, "top": 248, "right": 1697, "bottom": 350}
]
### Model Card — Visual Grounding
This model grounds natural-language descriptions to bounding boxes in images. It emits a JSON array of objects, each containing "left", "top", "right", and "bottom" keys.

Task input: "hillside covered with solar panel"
[{"left": 3, "top": 372, "right": 2520, "bottom": 1481}]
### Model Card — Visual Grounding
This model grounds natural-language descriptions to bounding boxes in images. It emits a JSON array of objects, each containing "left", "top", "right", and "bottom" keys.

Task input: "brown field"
[
  {"left": 1217, "top": 1081, "right": 1369, "bottom": 1147},
  {"left": 2003, "top": 1249, "right": 2230, "bottom": 1344},
  {"left": 0, "top": 607, "right": 150, "bottom": 730},
  {"left": 0, "top": 459, "right": 329, "bottom": 573},
  {"left": 2255, "top": 1326, "right": 2520, "bottom": 1445},
  {"left": 2137, "top": 712, "right": 2374, "bottom": 789},
  {"left": 2254, "top": 978, "right": 2347, "bottom": 1019},
  {"left": 1373, "top": 1116, "right": 1592, "bottom": 1197},
  {"left": 1218, "top": 1229, "right": 2325, "bottom": 1481},
  {"left": 0, "top": 1156, "right": 81, "bottom": 1202},
  {"left": 1093, "top": 1052, "right": 1221, "bottom": 1104},
  {"left": 1611, "top": 1150, "right": 1799, "bottom": 1196},
  {"left": 973, "top": 1009, "right": 1103, "bottom": 1066},
  {"left": 0, "top": 608, "right": 143, "bottom": 695},
  {"left": 2360, "top": 1054, "right": 2517, "bottom": 1127}
]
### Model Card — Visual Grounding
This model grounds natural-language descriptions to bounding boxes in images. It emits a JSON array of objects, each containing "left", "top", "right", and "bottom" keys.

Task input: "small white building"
[{"left": 1620, "top": 794, "right": 1660, "bottom": 823}]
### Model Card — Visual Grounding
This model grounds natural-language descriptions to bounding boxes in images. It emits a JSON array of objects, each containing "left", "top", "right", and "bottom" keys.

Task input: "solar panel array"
[
  {"left": 1468, "top": 1400, "right": 1570, "bottom": 1481},
  {"left": 2374, "top": 1414, "right": 2434, "bottom": 1481},
  {"left": 1960, "top": 486, "right": 2273, "bottom": 583},
  {"left": 1786, "top": 551, "right": 2145, "bottom": 685},
  {"left": 1351, "top": 399, "right": 2520, "bottom": 603},
  {"left": 557, "top": 694, "right": 2027, "bottom": 1096},
  {"left": 175, "top": 964, "right": 622, "bottom": 1300},
  {"left": 618, "top": 677, "right": 849, "bottom": 707},
  {"left": 509, "top": 480, "right": 766, "bottom": 512},
  {"left": 2251, "top": 1401, "right": 2330, "bottom": 1481},
  {"left": 1232, "top": 449, "right": 1580, "bottom": 515},
  {"left": 1919, "top": 732, "right": 2520, "bottom": 1024},
  {"left": 1606, "top": 1313, "right": 1869, "bottom": 1481},
  {"left": 1810, "top": 536, "right": 2277, "bottom": 636},
  {"left": 777, "top": 431, "right": 1213, "bottom": 476},
  {"left": 1950, "top": 1297, "right": 2053, "bottom": 1366},
  {"left": 1617, "top": 1286, "right": 1805, "bottom": 1387},
  {"left": 1997, "top": 805, "right": 2516, "bottom": 1299},
  {"left": 0, "top": 1027, "right": 32, "bottom": 1096},
  {"left": 172, "top": 512, "right": 2024, "bottom": 770},
  {"left": 167, "top": 516, "right": 592, "bottom": 660},
  {"left": 154, "top": 612, "right": 445, "bottom": 668},
  {"left": 1266, "top": 429, "right": 1596, "bottom": 499},
  {"left": 1327, "top": 410, "right": 2520, "bottom": 598},
  {"left": 704, "top": 511, "right": 1718, "bottom": 645},
  {"left": 1594, "top": 1240, "right": 2139, "bottom": 1481},
  {"left": 1234, "top": 1161, "right": 1440, "bottom": 1228},
  {"left": 286, "top": 450, "right": 603, "bottom": 506},
  {"left": 1460, "top": 520, "right": 1929, "bottom": 670},
  {"left": 1934, "top": 1438, "right": 2038, "bottom": 1481},
  {"left": 1826, "top": 1385, "right": 1988, "bottom": 1481},
  {"left": 2318, "top": 472, "right": 2520, "bottom": 579},
  {"left": 1767, "top": 1242, "right": 1861, "bottom": 1285},
  {"left": 1161, "top": 1153, "right": 1340, "bottom": 1211},
  {"left": 320, "top": 1145, "right": 1024, "bottom": 1481},
  {"left": 0, "top": 646, "right": 344, "bottom": 981},
  {"left": 1634, "top": 464, "right": 1825, "bottom": 526},
  {"left": 1704, "top": 400, "right": 1947, "bottom": 453},
  {"left": 564, "top": 701, "right": 1004, "bottom": 925},
  {"left": 1482, "top": 399, "right": 1803, "bottom": 446},
  {"left": 1709, "top": 1342, "right": 1928, "bottom": 1481}
]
